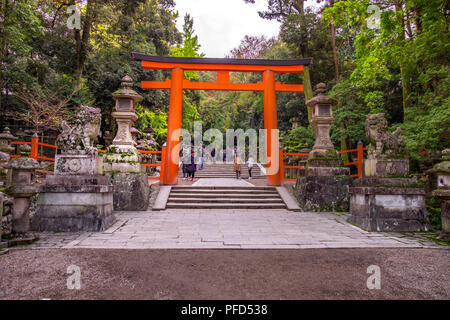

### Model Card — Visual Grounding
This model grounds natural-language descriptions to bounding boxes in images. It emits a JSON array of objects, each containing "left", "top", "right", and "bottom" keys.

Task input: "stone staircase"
[
  {"left": 179, "top": 163, "right": 265, "bottom": 179},
  {"left": 164, "top": 186, "right": 287, "bottom": 210}
]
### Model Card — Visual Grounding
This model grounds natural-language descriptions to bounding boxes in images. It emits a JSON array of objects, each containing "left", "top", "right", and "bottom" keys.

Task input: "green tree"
[{"left": 170, "top": 13, "right": 204, "bottom": 132}]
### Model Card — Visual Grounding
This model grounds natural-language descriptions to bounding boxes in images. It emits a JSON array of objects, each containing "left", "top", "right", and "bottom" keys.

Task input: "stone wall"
[
  {"left": 294, "top": 175, "right": 353, "bottom": 212},
  {"left": 109, "top": 172, "right": 150, "bottom": 211},
  {"left": 348, "top": 187, "right": 429, "bottom": 231}
]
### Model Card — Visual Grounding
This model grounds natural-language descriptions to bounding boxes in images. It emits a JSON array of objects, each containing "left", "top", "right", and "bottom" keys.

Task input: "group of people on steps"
[{"left": 181, "top": 145, "right": 255, "bottom": 181}]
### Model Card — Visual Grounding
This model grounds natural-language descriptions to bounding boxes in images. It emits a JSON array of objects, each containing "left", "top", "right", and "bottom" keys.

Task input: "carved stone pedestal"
[
  {"left": 34, "top": 155, "right": 115, "bottom": 232},
  {"left": 429, "top": 149, "right": 450, "bottom": 239},
  {"left": 364, "top": 158, "right": 409, "bottom": 177},
  {"left": 5, "top": 158, "right": 39, "bottom": 234},
  {"left": 349, "top": 178, "right": 430, "bottom": 231},
  {"left": 294, "top": 83, "right": 352, "bottom": 212},
  {"left": 295, "top": 174, "right": 353, "bottom": 212},
  {"left": 108, "top": 172, "right": 150, "bottom": 211},
  {"left": 432, "top": 189, "right": 450, "bottom": 240}
]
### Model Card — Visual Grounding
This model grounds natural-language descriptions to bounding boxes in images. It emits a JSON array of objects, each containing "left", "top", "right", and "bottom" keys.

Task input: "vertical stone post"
[
  {"left": 0, "top": 127, "right": 17, "bottom": 186},
  {"left": 431, "top": 149, "right": 450, "bottom": 240},
  {"left": 0, "top": 192, "right": 6, "bottom": 248},
  {"left": 5, "top": 158, "right": 39, "bottom": 234}
]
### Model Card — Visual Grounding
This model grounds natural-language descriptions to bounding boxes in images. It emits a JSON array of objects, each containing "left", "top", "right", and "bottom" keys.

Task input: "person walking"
[
  {"left": 181, "top": 147, "right": 190, "bottom": 180},
  {"left": 234, "top": 155, "right": 242, "bottom": 179},
  {"left": 198, "top": 145, "right": 205, "bottom": 170},
  {"left": 186, "top": 150, "right": 197, "bottom": 181},
  {"left": 247, "top": 155, "right": 254, "bottom": 180},
  {"left": 211, "top": 147, "right": 216, "bottom": 163}
]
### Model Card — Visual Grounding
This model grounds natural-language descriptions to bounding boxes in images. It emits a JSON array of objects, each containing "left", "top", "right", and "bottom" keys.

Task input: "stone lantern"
[
  {"left": 294, "top": 83, "right": 351, "bottom": 212},
  {"left": 306, "top": 83, "right": 338, "bottom": 160},
  {"left": 0, "top": 127, "right": 17, "bottom": 186},
  {"left": 103, "top": 76, "right": 149, "bottom": 211},
  {"left": 431, "top": 149, "right": 450, "bottom": 239},
  {"left": 289, "top": 117, "right": 301, "bottom": 129},
  {"left": 0, "top": 127, "right": 16, "bottom": 155},
  {"left": 4, "top": 158, "right": 39, "bottom": 234},
  {"left": 131, "top": 127, "right": 142, "bottom": 143},
  {"left": 110, "top": 75, "right": 142, "bottom": 152},
  {"left": 104, "top": 76, "right": 144, "bottom": 174}
]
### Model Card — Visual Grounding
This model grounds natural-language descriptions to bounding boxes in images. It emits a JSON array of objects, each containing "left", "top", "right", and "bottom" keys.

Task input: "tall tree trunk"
[
  {"left": 302, "top": 65, "right": 313, "bottom": 121},
  {"left": 330, "top": 1, "right": 339, "bottom": 84},
  {"left": 74, "top": 0, "right": 96, "bottom": 92},
  {"left": 0, "top": 0, "right": 10, "bottom": 111},
  {"left": 329, "top": 0, "right": 347, "bottom": 153},
  {"left": 396, "top": 1, "right": 410, "bottom": 120}
]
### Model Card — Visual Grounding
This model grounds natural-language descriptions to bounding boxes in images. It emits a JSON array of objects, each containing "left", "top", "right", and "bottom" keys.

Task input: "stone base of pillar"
[
  {"left": 108, "top": 172, "right": 150, "bottom": 211},
  {"left": 432, "top": 190, "right": 450, "bottom": 240},
  {"left": 294, "top": 166, "right": 352, "bottom": 212},
  {"left": 348, "top": 178, "right": 430, "bottom": 232},
  {"left": 33, "top": 175, "right": 115, "bottom": 232}
]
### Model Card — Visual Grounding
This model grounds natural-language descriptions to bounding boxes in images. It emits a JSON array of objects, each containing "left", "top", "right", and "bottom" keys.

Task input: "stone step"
[
  {"left": 171, "top": 186, "right": 275, "bottom": 190},
  {"left": 186, "top": 170, "right": 262, "bottom": 173},
  {"left": 167, "top": 197, "right": 284, "bottom": 204},
  {"left": 171, "top": 191, "right": 279, "bottom": 196},
  {"left": 179, "top": 171, "right": 262, "bottom": 174},
  {"left": 165, "top": 203, "right": 287, "bottom": 209},
  {"left": 169, "top": 193, "right": 280, "bottom": 198}
]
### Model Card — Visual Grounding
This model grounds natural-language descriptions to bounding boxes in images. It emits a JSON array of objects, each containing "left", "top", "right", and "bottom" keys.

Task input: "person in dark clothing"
[{"left": 186, "top": 151, "right": 197, "bottom": 181}]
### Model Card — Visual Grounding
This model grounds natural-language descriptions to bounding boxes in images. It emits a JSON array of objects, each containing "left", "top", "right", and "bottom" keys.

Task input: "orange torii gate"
[{"left": 132, "top": 52, "right": 312, "bottom": 186}]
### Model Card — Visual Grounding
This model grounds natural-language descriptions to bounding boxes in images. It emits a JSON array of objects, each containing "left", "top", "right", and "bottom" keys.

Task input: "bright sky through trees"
[{"left": 174, "top": 0, "right": 283, "bottom": 57}]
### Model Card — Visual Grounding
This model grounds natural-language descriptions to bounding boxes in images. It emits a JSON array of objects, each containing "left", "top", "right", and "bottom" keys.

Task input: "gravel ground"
[{"left": 0, "top": 248, "right": 448, "bottom": 300}]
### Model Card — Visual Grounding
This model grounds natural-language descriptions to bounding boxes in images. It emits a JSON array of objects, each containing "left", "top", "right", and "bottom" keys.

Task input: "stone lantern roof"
[
  {"left": 112, "top": 75, "right": 143, "bottom": 103},
  {"left": 143, "top": 126, "right": 155, "bottom": 134},
  {"left": 0, "top": 127, "right": 17, "bottom": 141},
  {"left": 306, "top": 83, "right": 336, "bottom": 108}
]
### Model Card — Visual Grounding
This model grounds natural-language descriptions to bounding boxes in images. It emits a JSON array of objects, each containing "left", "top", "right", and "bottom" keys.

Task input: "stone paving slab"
[{"left": 21, "top": 208, "right": 446, "bottom": 250}]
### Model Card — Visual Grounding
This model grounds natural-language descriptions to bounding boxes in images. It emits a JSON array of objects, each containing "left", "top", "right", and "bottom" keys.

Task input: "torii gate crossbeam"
[{"left": 132, "top": 52, "right": 312, "bottom": 186}]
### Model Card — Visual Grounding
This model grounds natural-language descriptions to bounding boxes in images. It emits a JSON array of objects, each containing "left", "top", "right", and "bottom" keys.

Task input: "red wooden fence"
[
  {"left": 280, "top": 143, "right": 367, "bottom": 183},
  {"left": 11, "top": 138, "right": 165, "bottom": 181},
  {"left": 10, "top": 137, "right": 366, "bottom": 184}
]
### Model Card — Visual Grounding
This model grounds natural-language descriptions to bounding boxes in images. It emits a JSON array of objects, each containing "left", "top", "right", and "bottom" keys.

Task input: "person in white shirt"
[{"left": 247, "top": 155, "right": 254, "bottom": 180}]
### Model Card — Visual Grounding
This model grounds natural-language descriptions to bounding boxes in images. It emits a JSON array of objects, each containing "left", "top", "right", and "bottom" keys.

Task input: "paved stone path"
[{"left": 28, "top": 209, "right": 440, "bottom": 249}]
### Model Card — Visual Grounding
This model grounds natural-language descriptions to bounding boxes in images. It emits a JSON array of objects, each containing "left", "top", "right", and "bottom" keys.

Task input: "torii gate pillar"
[
  {"left": 163, "top": 67, "right": 184, "bottom": 185},
  {"left": 263, "top": 70, "right": 281, "bottom": 186}
]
